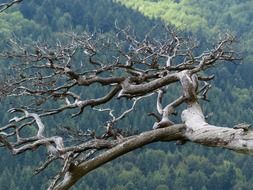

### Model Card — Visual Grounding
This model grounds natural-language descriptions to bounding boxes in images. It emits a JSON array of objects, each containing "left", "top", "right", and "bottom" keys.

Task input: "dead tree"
[
  {"left": 0, "top": 0, "right": 23, "bottom": 13},
  {"left": 0, "top": 26, "right": 247, "bottom": 190}
]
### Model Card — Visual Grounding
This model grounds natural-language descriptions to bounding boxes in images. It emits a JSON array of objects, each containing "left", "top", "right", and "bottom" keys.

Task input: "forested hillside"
[
  {"left": 0, "top": 0, "right": 253, "bottom": 189},
  {"left": 117, "top": 0, "right": 253, "bottom": 84}
]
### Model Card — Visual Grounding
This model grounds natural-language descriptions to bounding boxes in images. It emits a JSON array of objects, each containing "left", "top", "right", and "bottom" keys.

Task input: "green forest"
[{"left": 0, "top": 0, "right": 253, "bottom": 189}]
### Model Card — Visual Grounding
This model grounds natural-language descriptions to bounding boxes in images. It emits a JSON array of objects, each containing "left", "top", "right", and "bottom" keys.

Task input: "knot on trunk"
[{"left": 179, "top": 71, "right": 198, "bottom": 103}]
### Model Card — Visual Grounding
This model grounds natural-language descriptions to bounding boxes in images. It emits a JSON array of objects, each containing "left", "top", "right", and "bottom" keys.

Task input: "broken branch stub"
[{"left": 0, "top": 27, "right": 243, "bottom": 190}]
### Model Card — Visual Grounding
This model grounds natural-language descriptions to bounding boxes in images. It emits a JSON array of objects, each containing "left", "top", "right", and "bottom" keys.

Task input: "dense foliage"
[{"left": 0, "top": 0, "right": 253, "bottom": 189}]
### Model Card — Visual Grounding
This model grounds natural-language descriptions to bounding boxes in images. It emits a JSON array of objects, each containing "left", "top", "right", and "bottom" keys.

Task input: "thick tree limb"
[
  {"left": 53, "top": 113, "right": 253, "bottom": 190},
  {"left": 119, "top": 73, "right": 178, "bottom": 97},
  {"left": 182, "top": 102, "right": 253, "bottom": 154},
  {"left": 0, "top": 27, "right": 243, "bottom": 190},
  {"left": 53, "top": 124, "right": 185, "bottom": 190}
]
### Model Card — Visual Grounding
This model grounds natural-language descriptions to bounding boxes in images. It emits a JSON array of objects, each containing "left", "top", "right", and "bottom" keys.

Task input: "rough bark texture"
[
  {"left": 0, "top": 27, "right": 245, "bottom": 190},
  {"left": 54, "top": 125, "right": 185, "bottom": 190},
  {"left": 182, "top": 102, "right": 253, "bottom": 154}
]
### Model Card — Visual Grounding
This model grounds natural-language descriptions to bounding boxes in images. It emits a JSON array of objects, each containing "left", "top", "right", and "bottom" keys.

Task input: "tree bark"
[
  {"left": 182, "top": 102, "right": 253, "bottom": 154},
  {"left": 54, "top": 102, "right": 253, "bottom": 190},
  {"left": 53, "top": 124, "right": 185, "bottom": 190}
]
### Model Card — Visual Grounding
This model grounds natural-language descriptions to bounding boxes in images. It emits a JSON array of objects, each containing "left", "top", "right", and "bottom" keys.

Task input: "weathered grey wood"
[
  {"left": 182, "top": 102, "right": 253, "bottom": 154},
  {"left": 53, "top": 125, "right": 185, "bottom": 190},
  {"left": 0, "top": 27, "right": 241, "bottom": 190}
]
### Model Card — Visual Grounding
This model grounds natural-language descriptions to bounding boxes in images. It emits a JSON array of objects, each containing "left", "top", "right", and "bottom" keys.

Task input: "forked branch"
[{"left": 0, "top": 27, "right": 245, "bottom": 190}]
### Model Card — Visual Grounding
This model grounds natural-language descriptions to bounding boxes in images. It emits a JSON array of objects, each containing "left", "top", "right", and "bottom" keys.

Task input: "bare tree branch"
[
  {"left": 0, "top": 26, "right": 243, "bottom": 190},
  {"left": 0, "top": 0, "right": 23, "bottom": 13},
  {"left": 53, "top": 124, "right": 185, "bottom": 190}
]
